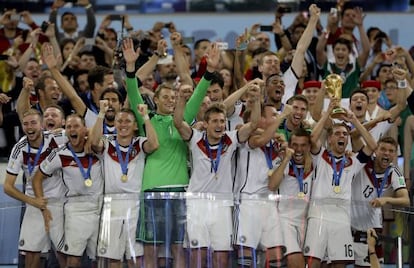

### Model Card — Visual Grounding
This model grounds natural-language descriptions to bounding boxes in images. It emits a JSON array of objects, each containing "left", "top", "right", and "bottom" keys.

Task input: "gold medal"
[
  {"left": 84, "top": 178, "right": 92, "bottom": 187},
  {"left": 297, "top": 192, "right": 305, "bottom": 199},
  {"left": 267, "top": 169, "right": 274, "bottom": 177},
  {"left": 334, "top": 185, "right": 341, "bottom": 193},
  {"left": 121, "top": 174, "right": 128, "bottom": 182}
]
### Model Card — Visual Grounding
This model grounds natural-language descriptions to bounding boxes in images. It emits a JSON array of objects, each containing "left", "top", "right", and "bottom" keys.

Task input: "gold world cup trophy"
[{"left": 324, "top": 73, "right": 347, "bottom": 119}]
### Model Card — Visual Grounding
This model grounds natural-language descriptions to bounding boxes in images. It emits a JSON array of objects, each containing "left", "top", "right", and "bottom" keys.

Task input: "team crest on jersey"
[
  {"left": 321, "top": 150, "right": 353, "bottom": 168},
  {"left": 99, "top": 247, "right": 107, "bottom": 254},
  {"left": 260, "top": 143, "right": 280, "bottom": 160},
  {"left": 196, "top": 133, "right": 233, "bottom": 158},
  {"left": 107, "top": 142, "right": 140, "bottom": 163},
  {"left": 60, "top": 154, "right": 99, "bottom": 167},
  {"left": 288, "top": 163, "right": 314, "bottom": 179},
  {"left": 364, "top": 160, "right": 392, "bottom": 187},
  {"left": 19, "top": 239, "right": 24, "bottom": 246},
  {"left": 191, "top": 239, "right": 199, "bottom": 246},
  {"left": 239, "top": 236, "right": 246, "bottom": 243}
]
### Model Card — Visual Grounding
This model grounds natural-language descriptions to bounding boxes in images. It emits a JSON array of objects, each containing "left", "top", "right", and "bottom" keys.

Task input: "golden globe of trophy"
[{"left": 324, "top": 73, "right": 347, "bottom": 119}]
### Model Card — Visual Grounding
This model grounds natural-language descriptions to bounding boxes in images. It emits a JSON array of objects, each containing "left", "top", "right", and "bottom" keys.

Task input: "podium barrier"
[{"left": 0, "top": 192, "right": 412, "bottom": 267}]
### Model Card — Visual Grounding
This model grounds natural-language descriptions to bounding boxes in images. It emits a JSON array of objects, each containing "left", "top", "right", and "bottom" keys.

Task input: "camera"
[
  {"left": 10, "top": 14, "right": 21, "bottom": 21},
  {"left": 277, "top": 6, "right": 291, "bottom": 13},
  {"left": 260, "top": 25, "right": 273, "bottom": 32},
  {"left": 375, "top": 31, "right": 387, "bottom": 40},
  {"left": 109, "top": 14, "right": 123, "bottom": 21},
  {"left": 41, "top": 21, "right": 49, "bottom": 33}
]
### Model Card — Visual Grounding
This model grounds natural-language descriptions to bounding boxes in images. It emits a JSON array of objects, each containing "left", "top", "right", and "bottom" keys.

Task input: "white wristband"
[
  {"left": 397, "top": 79, "right": 407, "bottom": 89},
  {"left": 98, "top": 112, "right": 105, "bottom": 119},
  {"left": 143, "top": 114, "right": 150, "bottom": 121}
]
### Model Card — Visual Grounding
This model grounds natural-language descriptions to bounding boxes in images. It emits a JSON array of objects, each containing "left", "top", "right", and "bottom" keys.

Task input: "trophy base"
[{"left": 330, "top": 107, "right": 347, "bottom": 119}]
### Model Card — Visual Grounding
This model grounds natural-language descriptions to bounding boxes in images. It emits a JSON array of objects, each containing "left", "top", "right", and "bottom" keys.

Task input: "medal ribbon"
[
  {"left": 204, "top": 135, "right": 223, "bottom": 176},
  {"left": 87, "top": 92, "right": 98, "bottom": 114},
  {"left": 103, "top": 121, "right": 117, "bottom": 135},
  {"left": 27, "top": 141, "right": 44, "bottom": 176},
  {"left": 372, "top": 166, "right": 391, "bottom": 197},
  {"left": 329, "top": 152, "right": 346, "bottom": 187},
  {"left": 67, "top": 143, "right": 92, "bottom": 182},
  {"left": 115, "top": 139, "right": 133, "bottom": 176},
  {"left": 291, "top": 160, "right": 304, "bottom": 193},
  {"left": 264, "top": 141, "right": 274, "bottom": 170}
]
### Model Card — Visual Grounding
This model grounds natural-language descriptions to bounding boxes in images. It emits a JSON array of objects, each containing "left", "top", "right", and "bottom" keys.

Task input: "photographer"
[{"left": 49, "top": 0, "right": 96, "bottom": 42}]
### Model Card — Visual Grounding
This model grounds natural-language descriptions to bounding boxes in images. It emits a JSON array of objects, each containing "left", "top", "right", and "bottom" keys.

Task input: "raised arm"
[
  {"left": 310, "top": 98, "right": 337, "bottom": 154},
  {"left": 170, "top": 32, "right": 192, "bottom": 86},
  {"left": 249, "top": 105, "right": 292, "bottom": 149},
  {"left": 18, "top": 28, "right": 40, "bottom": 71},
  {"left": 183, "top": 42, "right": 220, "bottom": 124},
  {"left": 138, "top": 104, "right": 159, "bottom": 153},
  {"left": 49, "top": 0, "right": 64, "bottom": 40},
  {"left": 44, "top": 22, "right": 63, "bottom": 66},
  {"left": 223, "top": 78, "right": 263, "bottom": 115},
  {"left": 136, "top": 39, "right": 166, "bottom": 82},
  {"left": 123, "top": 38, "right": 146, "bottom": 136},
  {"left": 237, "top": 91, "right": 260, "bottom": 143},
  {"left": 90, "top": 100, "right": 107, "bottom": 154},
  {"left": 173, "top": 86, "right": 193, "bottom": 141},
  {"left": 78, "top": 0, "right": 96, "bottom": 38},
  {"left": 42, "top": 43, "right": 87, "bottom": 116},
  {"left": 354, "top": 7, "right": 370, "bottom": 68},
  {"left": 309, "top": 83, "right": 326, "bottom": 122},
  {"left": 16, "top": 77, "right": 34, "bottom": 121},
  {"left": 348, "top": 110, "right": 377, "bottom": 155},
  {"left": 290, "top": 4, "right": 320, "bottom": 77},
  {"left": 268, "top": 147, "right": 294, "bottom": 191},
  {"left": 316, "top": 32, "right": 328, "bottom": 68}
]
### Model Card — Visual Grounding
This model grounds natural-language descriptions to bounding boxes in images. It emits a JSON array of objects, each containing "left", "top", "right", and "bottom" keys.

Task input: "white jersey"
[
  {"left": 309, "top": 148, "right": 370, "bottom": 217},
  {"left": 227, "top": 101, "right": 245, "bottom": 131},
  {"left": 101, "top": 135, "right": 147, "bottom": 194},
  {"left": 40, "top": 144, "right": 103, "bottom": 199},
  {"left": 85, "top": 108, "right": 117, "bottom": 135},
  {"left": 7, "top": 131, "right": 67, "bottom": 199},
  {"left": 351, "top": 160, "right": 406, "bottom": 230},
  {"left": 278, "top": 161, "right": 314, "bottom": 224},
  {"left": 85, "top": 108, "right": 97, "bottom": 129},
  {"left": 369, "top": 121, "right": 391, "bottom": 142},
  {"left": 281, "top": 67, "right": 299, "bottom": 104},
  {"left": 234, "top": 140, "right": 281, "bottom": 195},
  {"left": 365, "top": 105, "right": 382, "bottom": 121},
  {"left": 187, "top": 129, "right": 239, "bottom": 193}
]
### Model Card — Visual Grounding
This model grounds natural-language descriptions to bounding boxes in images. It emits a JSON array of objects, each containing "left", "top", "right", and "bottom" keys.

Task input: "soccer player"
[
  {"left": 123, "top": 37, "right": 220, "bottom": 268},
  {"left": 269, "top": 128, "right": 315, "bottom": 268},
  {"left": 3, "top": 109, "right": 67, "bottom": 267},
  {"left": 351, "top": 137, "right": 409, "bottom": 267},
  {"left": 233, "top": 103, "right": 291, "bottom": 268},
  {"left": 174, "top": 86, "right": 260, "bottom": 267},
  {"left": 90, "top": 100, "right": 159, "bottom": 266},
  {"left": 32, "top": 114, "right": 104, "bottom": 267},
  {"left": 304, "top": 98, "right": 377, "bottom": 268}
]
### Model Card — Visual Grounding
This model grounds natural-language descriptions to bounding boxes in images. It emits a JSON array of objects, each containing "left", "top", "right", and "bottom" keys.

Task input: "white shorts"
[
  {"left": 233, "top": 200, "right": 283, "bottom": 249},
  {"left": 304, "top": 217, "right": 353, "bottom": 262},
  {"left": 63, "top": 199, "right": 102, "bottom": 259},
  {"left": 19, "top": 203, "right": 64, "bottom": 253},
  {"left": 353, "top": 242, "right": 369, "bottom": 266},
  {"left": 97, "top": 195, "right": 143, "bottom": 260},
  {"left": 186, "top": 199, "right": 232, "bottom": 251},
  {"left": 280, "top": 218, "right": 306, "bottom": 255}
]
